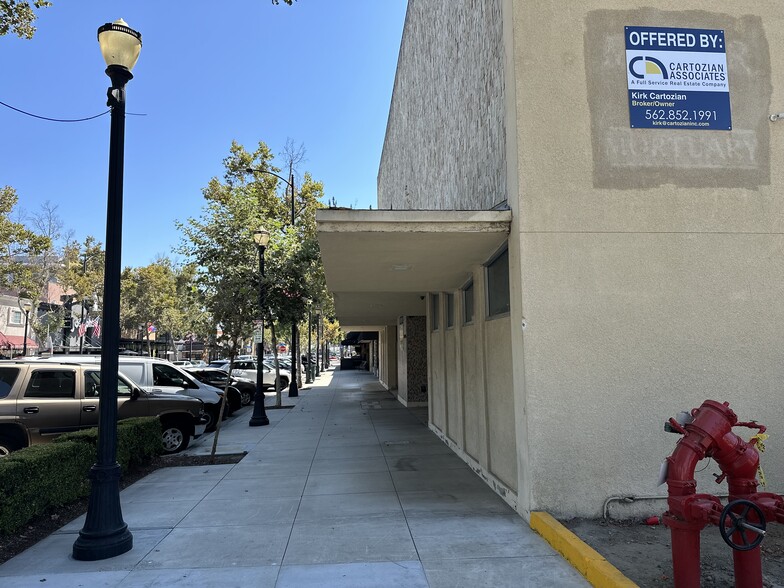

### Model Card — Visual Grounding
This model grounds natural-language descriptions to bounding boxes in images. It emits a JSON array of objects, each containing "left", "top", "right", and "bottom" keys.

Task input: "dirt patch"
[
  {"left": 0, "top": 452, "right": 246, "bottom": 566},
  {"left": 564, "top": 517, "right": 784, "bottom": 587}
]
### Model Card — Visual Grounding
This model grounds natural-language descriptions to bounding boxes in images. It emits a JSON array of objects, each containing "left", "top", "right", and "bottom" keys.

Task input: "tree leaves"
[
  {"left": 0, "top": 186, "right": 51, "bottom": 297},
  {"left": 0, "top": 1, "right": 53, "bottom": 39}
]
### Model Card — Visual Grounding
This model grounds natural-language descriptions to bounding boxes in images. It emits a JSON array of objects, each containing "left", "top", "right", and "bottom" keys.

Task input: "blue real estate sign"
[{"left": 625, "top": 26, "right": 731, "bottom": 130}]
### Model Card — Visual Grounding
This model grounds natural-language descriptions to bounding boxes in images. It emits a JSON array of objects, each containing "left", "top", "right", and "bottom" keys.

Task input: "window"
[
  {"left": 8, "top": 309, "right": 22, "bottom": 326},
  {"left": 85, "top": 371, "right": 100, "bottom": 397},
  {"left": 24, "top": 370, "right": 75, "bottom": 398},
  {"left": 446, "top": 293, "right": 454, "bottom": 328},
  {"left": 430, "top": 294, "right": 440, "bottom": 331},
  {"left": 86, "top": 371, "right": 133, "bottom": 397},
  {"left": 486, "top": 247, "right": 510, "bottom": 317},
  {"left": 120, "top": 364, "right": 144, "bottom": 386},
  {"left": 0, "top": 367, "right": 20, "bottom": 399},
  {"left": 153, "top": 364, "right": 187, "bottom": 387},
  {"left": 463, "top": 280, "right": 474, "bottom": 324}
]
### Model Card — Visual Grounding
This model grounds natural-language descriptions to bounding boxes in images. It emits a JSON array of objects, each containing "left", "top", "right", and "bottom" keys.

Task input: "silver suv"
[
  {"left": 0, "top": 361, "right": 207, "bottom": 455},
  {"left": 31, "top": 355, "right": 229, "bottom": 432}
]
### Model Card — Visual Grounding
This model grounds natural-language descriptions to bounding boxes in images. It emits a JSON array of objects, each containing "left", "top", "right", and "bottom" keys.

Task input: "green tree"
[
  {"left": 21, "top": 201, "right": 70, "bottom": 347},
  {"left": 0, "top": 186, "right": 51, "bottom": 296},
  {"left": 0, "top": 1, "right": 52, "bottom": 39},
  {"left": 179, "top": 139, "right": 328, "bottom": 405},
  {"left": 175, "top": 263, "right": 212, "bottom": 360},
  {"left": 120, "top": 258, "right": 181, "bottom": 357},
  {"left": 61, "top": 237, "right": 105, "bottom": 307}
]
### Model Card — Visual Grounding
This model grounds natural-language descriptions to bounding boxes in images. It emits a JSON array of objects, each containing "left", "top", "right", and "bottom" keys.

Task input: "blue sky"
[{"left": 1, "top": 1, "right": 407, "bottom": 268}]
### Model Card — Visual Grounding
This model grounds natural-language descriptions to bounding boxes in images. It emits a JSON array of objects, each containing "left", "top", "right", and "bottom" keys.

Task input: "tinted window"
[
  {"left": 0, "top": 367, "right": 20, "bottom": 399},
  {"left": 446, "top": 293, "right": 454, "bottom": 328},
  {"left": 85, "top": 371, "right": 133, "bottom": 397},
  {"left": 24, "top": 370, "right": 75, "bottom": 398},
  {"left": 486, "top": 248, "right": 510, "bottom": 317},
  {"left": 463, "top": 281, "right": 474, "bottom": 324},
  {"left": 153, "top": 364, "right": 188, "bottom": 387},
  {"left": 120, "top": 364, "right": 144, "bottom": 385}
]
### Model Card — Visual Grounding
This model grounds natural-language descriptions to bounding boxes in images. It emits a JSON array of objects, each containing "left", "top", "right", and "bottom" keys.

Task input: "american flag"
[
  {"left": 78, "top": 322, "right": 87, "bottom": 337},
  {"left": 93, "top": 320, "right": 101, "bottom": 338}
]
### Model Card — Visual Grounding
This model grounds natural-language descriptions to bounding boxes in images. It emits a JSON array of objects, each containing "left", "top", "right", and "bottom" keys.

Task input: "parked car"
[
  {"left": 209, "top": 359, "right": 290, "bottom": 391},
  {"left": 30, "top": 356, "right": 230, "bottom": 432},
  {"left": 186, "top": 367, "right": 255, "bottom": 408},
  {"left": 172, "top": 360, "right": 193, "bottom": 367},
  {"left": 0, "top": 360, "right": 207, "bottom": 455}
]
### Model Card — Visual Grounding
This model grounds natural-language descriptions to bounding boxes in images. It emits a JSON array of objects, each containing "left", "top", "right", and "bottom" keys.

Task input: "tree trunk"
[{"left": 270, "top": 321, "right": 282, "bottom": 407}]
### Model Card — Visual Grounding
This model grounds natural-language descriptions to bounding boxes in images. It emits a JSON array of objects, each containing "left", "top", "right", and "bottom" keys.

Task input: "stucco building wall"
[
  {"left": 512, "top": 1, "right": 784, "bottom": 516},
  {"left": 378, "top": 0, "right": 507, "bottom": 211},
  {"left": 378, "top": 0, "right": 784, "bottom": 518}
]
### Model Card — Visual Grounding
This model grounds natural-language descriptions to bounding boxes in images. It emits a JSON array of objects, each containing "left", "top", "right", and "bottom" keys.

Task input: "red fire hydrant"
[{"left": 663, "top": 400, "right": 784, "bottom": 588}]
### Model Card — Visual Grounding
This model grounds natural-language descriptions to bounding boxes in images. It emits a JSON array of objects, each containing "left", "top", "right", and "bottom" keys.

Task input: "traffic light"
[{"left": 64, "top": 316, "right": 73, "bottom": 330}]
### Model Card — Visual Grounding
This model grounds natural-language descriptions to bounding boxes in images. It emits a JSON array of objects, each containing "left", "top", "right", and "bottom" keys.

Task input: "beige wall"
[
  {"left": 427, "top": 278, "right": 518, "bottom": 499},
  {"left": 378, "top": 325, "right": 398, "bottom": 392},
  {"left": 378, "top": 0, "right": 784, "bottom": 520},
  {"left": 510, "top": 0, "right": 784, "bottom": 517}
]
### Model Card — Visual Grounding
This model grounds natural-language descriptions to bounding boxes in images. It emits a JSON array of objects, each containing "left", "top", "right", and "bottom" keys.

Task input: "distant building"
[{"left": 0, "top": 293, "right": 38, "bottom": 356}]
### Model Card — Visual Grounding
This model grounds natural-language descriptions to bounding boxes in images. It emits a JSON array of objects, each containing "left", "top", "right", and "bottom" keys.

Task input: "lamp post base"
[
  {"left": 288, "top": 379, "right": 299, "bottom": 398},
  {"left": 249, "top": 392, "right": 269, "bottom": 425},
  {"left": 72, "top": 463, "right": 133, "bottom": 561}
]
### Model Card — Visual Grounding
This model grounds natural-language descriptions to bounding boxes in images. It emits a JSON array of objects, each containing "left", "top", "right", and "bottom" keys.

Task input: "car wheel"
[
  {"left": 204, "top": 407, "right": 219, "bottom": 432},
  {"left": 239, "top": 388, "right": 253, "bottom": 406},
  {"left": 227, "top": 387, "right": 242, "bottom": 412},
  {"left": 161, "top": 422, "right": 190, "bottom": 454},
  {"left": 0, "top": 435, "right": 20, "bottom": 457},
  {"left": 278, "top": 376, "right": 289, "bottom": 389}
]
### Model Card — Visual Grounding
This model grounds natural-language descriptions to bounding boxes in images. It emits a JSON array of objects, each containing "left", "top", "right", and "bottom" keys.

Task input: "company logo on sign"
[{"left": 628, "top": 56, "right": 668, "bottom": 80}]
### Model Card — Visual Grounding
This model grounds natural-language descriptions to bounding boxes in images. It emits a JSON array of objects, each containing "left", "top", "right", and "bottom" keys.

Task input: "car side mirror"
[{"left": 131, "top": 387, "right": 140, "bottom": 401}]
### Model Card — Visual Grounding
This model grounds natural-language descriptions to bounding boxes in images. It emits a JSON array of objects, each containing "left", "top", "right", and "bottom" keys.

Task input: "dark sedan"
[{"left": 186, "top": 367, "right": 255, "bottom": 408}]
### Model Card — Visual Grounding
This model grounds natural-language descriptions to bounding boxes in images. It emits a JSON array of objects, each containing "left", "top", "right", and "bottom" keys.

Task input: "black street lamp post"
[
  {"left": 20, "top": 300, "right": 32, "bottom": 356},
  {"left": 249, "top": 228, "right": 271, "bottom": 427},
  {"left": 305, "top": 302, "right": 313, "bottom": 384},
  {"left": 314, "top": 305, "right": 321, "bottom": 377},
  {"left": 78, "top": 253, "right": 99, "bottom": 353},
  {"left": 246, "top": 165, "right": 302, "bottom": 397},
  {"left": 72, "top": 19, "right": 141, "bottom": 562}
]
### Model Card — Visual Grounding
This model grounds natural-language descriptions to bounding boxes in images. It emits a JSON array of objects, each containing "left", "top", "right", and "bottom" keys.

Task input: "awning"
[
  {"left": 316, "top": 209, "right": 511, "bottom": 327},
  {"left": 0, "top": 333, "right": 38, "bottom": 349}
]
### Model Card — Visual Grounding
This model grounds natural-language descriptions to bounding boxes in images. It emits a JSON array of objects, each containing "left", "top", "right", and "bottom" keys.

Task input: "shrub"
[
  {"left": 54, "top": 417, "right": 163, "bottom": 473},
  {"left": 0, "top": 441, "right": 94, "bottom": 533},
  {"left": 0, "top": 417, "right": 163, "bottom": 533}
]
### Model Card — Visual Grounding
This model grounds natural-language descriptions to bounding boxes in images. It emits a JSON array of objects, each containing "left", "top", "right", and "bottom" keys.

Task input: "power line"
[{"left": 0, "top": 100, "right": 146, "bottom": 123}]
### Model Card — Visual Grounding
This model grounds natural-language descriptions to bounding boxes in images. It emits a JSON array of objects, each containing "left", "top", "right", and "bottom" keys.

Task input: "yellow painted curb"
[{"left": 530, "top": 511, "right": 639, "bottom": 588}]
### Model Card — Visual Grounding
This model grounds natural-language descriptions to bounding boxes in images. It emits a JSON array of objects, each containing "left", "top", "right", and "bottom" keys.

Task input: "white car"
[{"left": 210, "top": 359, "right": 291, "bottom": 391}]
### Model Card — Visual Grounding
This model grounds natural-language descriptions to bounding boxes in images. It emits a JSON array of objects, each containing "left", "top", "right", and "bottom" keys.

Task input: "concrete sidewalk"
[{"left": 0, "top": 368, "right": 588, "bottom": 587}]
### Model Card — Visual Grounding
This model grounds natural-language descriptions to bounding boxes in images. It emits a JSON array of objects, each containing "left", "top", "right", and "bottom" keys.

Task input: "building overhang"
[{"left": 316, "top": 209, "right": 512, "bottom": 327}]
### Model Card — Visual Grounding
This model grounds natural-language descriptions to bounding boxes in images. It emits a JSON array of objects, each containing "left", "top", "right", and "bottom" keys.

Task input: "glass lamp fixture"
[
  {"left": 97, "top": 18, "right": 142, "bottom": 71},
  {"left": 253, "top": 228, "right": 271, "bottom": 248}
]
